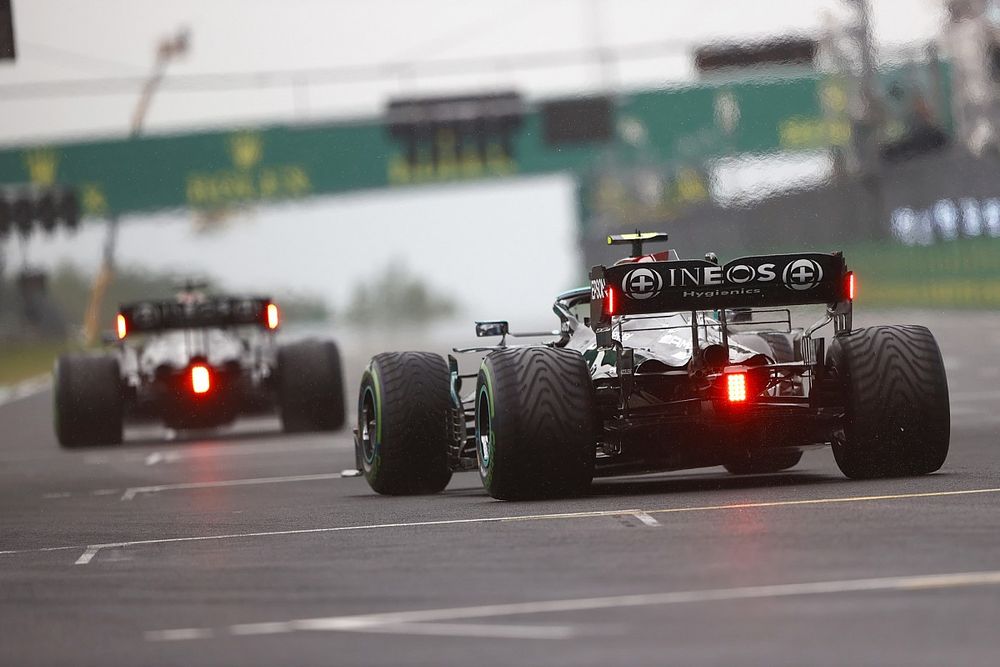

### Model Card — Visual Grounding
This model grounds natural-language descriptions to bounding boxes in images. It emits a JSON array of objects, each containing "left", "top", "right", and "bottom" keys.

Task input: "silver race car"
[
  {"left": 54, "top": 288, "right": 345, "bottom": 447},
  {"left": 354, "top": 232, "right": 949, "bottom": 499}
]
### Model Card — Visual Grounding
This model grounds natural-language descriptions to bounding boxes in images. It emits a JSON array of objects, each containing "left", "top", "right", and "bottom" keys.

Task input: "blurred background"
[{"left": 1, "top": 0, "right": 999, "bottom": 383}]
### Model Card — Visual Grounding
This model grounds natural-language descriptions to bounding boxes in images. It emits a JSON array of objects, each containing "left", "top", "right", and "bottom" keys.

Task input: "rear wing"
[
  {"left": 590, "top": 252, "right": 851, "bottom": 326},
  {"left": 116, "top": 296, "right": 278, "bottom": 337}
]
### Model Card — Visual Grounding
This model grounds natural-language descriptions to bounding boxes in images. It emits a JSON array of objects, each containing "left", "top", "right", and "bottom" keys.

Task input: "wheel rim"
[
  {"left": 360, "top": 386, "right": 377, "bottom": 464},
  {"left": 476, "top": 385, "right": 491, "bottom": 468}
]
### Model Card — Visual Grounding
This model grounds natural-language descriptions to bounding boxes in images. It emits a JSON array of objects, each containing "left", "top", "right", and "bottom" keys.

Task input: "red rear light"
[
  {"left": 726, "top": 372, "right": 748, "bottom": 403},
  {"left": 604, "top": 286, "right": 617, "bottom": 317},
  {"left": 266, "top": 303, "right": 280, "bottom": 330},
  {"left": 191, "top": 365, "right": 211, "bottom": 395},
  {"left": 116, "top": 314, "right": 127, "bottom": 340},
  {"left": 846, "top": 272, "right": 856, "bottom": 301}
]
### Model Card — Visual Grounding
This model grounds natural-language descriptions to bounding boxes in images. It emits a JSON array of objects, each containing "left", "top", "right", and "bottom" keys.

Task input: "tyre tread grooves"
[{"left": 830, "top": 325, "right": 950, "bottom": 478}]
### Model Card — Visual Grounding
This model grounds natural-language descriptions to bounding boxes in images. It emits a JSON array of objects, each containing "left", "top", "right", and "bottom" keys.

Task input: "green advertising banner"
[{"left": 0, "top": 75, "right": 847, "bottom": 218}]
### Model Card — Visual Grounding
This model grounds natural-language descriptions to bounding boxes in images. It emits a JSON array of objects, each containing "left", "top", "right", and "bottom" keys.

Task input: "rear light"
[
  {"left": 604, "top": 286, "right": 617, "bottom": 317},
  {"left": 726, "top": 372, "right": 748, "bottom": 403},
  {"left": 190, "top": 365, "right": 211, "bottom": 395},
  {"left": 266, "top": 302, "right": 280, "bottom": 330},
  {"left": 846, "top": 271, "right": 856, "bottom": 301},
  {"left": 116, "top": 314, "right": 127, "bottom": 340}
]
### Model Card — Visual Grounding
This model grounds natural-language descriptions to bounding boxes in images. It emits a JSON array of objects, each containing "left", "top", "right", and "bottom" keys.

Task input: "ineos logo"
[
  {"left": 782, "top": 258, "right": 824, "bottom": 291},
  {"left": 725, "top": 264, "right": 756, "bottom": 284},
  {"left": 622, "top": 267, "right": 663, "bottom": 300}
]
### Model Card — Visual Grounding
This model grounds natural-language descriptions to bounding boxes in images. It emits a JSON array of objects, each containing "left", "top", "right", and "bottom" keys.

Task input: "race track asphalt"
[{"left": 1, "top": 310, "right": 999, "bottom": 666}]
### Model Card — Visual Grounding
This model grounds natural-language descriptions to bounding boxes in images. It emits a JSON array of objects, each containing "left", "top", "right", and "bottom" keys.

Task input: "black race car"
[
  {"left": 54, "top": 289, "right": 345, "bottom": 448},
  {"left": 354, "top": 232, "right": 949, "bottom": 500}
]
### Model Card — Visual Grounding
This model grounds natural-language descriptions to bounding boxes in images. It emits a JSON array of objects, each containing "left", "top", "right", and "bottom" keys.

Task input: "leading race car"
[
  {"left": 54, "top": 287, "right": 345, "bottom": 448},
  {"left": 354, "top": 232, "right": 950, "bottom": 500}
]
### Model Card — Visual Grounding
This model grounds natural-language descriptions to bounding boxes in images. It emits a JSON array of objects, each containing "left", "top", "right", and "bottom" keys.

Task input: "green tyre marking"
[
  {"left": 478, "top": 362, "right": 496, "bottom": 486},
  {"left": 370, "top": 365, "right": 383, "bottom": 444},
  {"left": 368, "top": 365, "right": 383, "bottom": 477}
]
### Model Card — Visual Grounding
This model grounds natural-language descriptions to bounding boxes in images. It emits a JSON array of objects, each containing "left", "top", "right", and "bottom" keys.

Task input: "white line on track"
[
  {"left": 42, "top": 471, "right": 347, "bottom": 501},
  {"left": 82, "top": 439, "right": 339, "bottom": 466},
  {"left": 143, "top": 452, "right": 167, "bottom": 466},
  {"left": 640, "top": 486, "right": 1000, "bottom": 517},
  {"left": 43, "top": 488, "right": 121, "bottom": 499},
  {"left": 146, "top": 569, "right": 1000, "bottom": 642},
  {"left": 147, "top": 628, "right": 215, "bottom": 641},
  {"left": 74, "top": 545, "right": 101, "bottom": 565},
  {"left": 631, "top": 511, "right": 661, "bottom": 527},
  {"left": 338, "top": 622, "right": 577, "bottom": 640},
  {"left": 3, "top": 486, "right": 999, "bottom": 566},
  {"left": 141, "top": 440, "right": 340, "bottom": 466},
  {"left": 119, "top": 472, "right": 344, "bottom": 501}
]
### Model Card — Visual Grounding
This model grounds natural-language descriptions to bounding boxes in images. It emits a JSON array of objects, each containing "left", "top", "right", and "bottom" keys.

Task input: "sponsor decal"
[
  {"left": 682, "top": 287, "right": 763, "bottom": 298},
  {"left": 186, "top": 132, "right": 312, "bottom": 208},
  {"left": 725, "top": 263, "right": 758, "bottom": 284},
  {"left": 24, "top": 149, "right": 59, "bottom": 186},
  {"left": 622, "top": 267, "right": 663, "bottom": 300},
  {"left": 659, "top": 263, "right": 775, "bottom": 289},
  {"left": 590, "top": 277, "right": 607, "bottom": 301},
  {"left": 781, "top": 258, "right": 824, "bottom": 291}
]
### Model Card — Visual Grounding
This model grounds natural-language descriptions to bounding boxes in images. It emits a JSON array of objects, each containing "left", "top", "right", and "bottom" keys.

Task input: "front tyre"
[
  {"left": 357, "top": 352, "right": 452, "bottom": 495},
  {"left": 476, "top": 347, "right": 597, "bottom": 500},
  {"left": 828, "top": 325, "right": 949, "bottom": 479}
]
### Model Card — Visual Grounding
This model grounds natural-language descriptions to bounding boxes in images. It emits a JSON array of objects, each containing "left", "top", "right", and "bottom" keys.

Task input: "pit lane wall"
[{"left": 580, "top": 148, "right": 1000, "bottom": 308}]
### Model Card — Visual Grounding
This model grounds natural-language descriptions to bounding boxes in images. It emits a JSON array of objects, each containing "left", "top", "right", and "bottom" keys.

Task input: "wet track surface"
[{"left": 2, "top": 311, "right": 1000, "bottom": 666}]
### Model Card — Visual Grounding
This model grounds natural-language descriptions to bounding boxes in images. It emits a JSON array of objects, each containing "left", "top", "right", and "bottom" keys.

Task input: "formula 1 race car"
[
  {"left": 54, "top": 289, "right": 345, "bottom": 448},
  {"left": 354, "top": 232, "right": 950, "bottom": 499}
]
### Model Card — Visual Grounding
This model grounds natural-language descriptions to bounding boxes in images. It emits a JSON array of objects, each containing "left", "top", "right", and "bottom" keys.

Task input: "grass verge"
[{"left": 0, "top": 341, "right": 67, "bottom": 386}]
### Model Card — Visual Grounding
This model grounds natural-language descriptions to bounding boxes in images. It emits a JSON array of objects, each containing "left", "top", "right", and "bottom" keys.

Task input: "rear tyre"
[
  {"left": 53, "top": 354, "right": 123, "bottom": 448},
  {"left": 277, "top": 339, "right": 346, "bottom": 433},
  {"left": 724, "top": 450, "right": 803, "bottom": 475},
  {"left": 476, "top": 347, "right": 596, "bottom": 500},
  {"left": 357, "top": 352, "right": 452, "bottom": 495},
  {"left": 828, "top": 325, "right": 949, "bottom": 479}
]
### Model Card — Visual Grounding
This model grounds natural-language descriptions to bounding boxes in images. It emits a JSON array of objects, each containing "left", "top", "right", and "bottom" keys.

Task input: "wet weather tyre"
[
  {"left": 357, "top": 352, "right": 452, "bottom": 495},
  {"left": 828, "top": 325, "right": 949, "bottom": 479},
  {"left": 724, "top": 450, "right": 803, "bottom": 475},
  {"left": 476, "top": 347, "right": 597, "bottom": 500},
  {"left": 53, "top": 354, "right": 123, "bottom": 448},
  {"left": 277, "top": 339, "right": 346, "bottom": 433}
]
